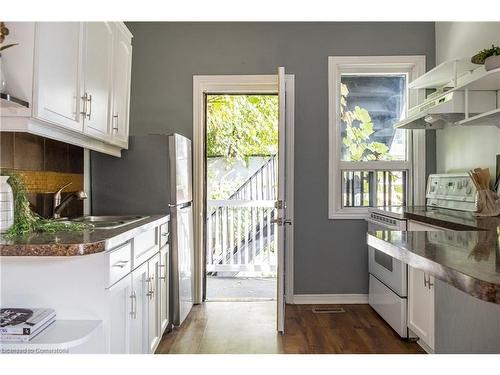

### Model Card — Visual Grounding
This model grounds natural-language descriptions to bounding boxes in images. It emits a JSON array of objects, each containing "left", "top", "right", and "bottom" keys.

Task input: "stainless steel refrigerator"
[{"left": 91, "top": 133, "right": 194, "bottom": 326}]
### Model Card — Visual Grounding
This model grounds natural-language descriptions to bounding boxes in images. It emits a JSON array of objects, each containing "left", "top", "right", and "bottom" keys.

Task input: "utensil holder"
[{"left": 474, "top": 189, "right": 500, "bottom": 217}]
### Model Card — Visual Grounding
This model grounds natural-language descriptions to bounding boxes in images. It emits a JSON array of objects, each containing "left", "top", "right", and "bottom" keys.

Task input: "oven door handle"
[{"left": 365, "top": 217, "right": 403, "bottom": 231}]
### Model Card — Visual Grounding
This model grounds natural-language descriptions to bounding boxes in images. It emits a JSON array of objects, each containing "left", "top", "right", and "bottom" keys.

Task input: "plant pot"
[
  {"left": 485, "top": 55, "right": 500, "bottom": 71},
  {"left": 0, "top": 56, "right": 6, "bottom": 93}
]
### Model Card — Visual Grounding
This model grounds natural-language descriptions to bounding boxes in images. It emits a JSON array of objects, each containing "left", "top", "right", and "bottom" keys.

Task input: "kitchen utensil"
[{"left": 470, "top": 167, "right": 500, "bottom": 216}]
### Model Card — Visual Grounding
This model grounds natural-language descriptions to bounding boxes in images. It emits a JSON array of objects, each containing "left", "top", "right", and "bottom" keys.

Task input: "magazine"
[
  {"left": 0, "top": 318, "right": 55, "bottom": 342},
  {"left": 0, "top": 308, "right": 56, "bottom": 335}
]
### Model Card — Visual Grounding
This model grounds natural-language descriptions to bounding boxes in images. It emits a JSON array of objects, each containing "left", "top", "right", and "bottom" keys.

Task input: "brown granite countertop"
[
  {"left": 0, "top": 214, "right": 169, "bottom": 256},
  {"left": 367, "top": 223, "right": 500, "bottom": 304}
]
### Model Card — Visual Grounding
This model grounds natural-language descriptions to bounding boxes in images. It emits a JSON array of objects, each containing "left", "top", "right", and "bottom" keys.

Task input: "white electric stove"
[{"left": 366, "top": 173, "right": 477, "bottom": 339}]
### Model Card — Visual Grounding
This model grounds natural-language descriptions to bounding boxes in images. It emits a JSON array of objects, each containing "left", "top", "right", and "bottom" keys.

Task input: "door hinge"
[
  {"left": 271, "top": 217, "right": 292, "bottom": 226},
  {"left": 275, "top": 200, "right": 286, "bottom": 209}
]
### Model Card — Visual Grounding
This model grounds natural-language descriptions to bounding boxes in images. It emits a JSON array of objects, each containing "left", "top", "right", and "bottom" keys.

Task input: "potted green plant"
[{"left": 471, "top": 44, "right": 500, "bottom": 71}]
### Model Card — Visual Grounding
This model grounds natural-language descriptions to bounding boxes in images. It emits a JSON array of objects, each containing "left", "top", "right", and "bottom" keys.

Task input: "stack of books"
[{"left": 0, "top": 308, "right": 56, "bottom": 342}]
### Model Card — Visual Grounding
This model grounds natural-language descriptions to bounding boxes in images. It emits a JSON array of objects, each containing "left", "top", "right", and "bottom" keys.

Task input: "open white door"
[{"left": 276, "top": 66, "right": 289, "bottom": 333}]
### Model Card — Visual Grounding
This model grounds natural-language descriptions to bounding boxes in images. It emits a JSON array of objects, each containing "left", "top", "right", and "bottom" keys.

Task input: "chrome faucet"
[{"left": 53, "top": 182, "right": 88, "bottom": 219}]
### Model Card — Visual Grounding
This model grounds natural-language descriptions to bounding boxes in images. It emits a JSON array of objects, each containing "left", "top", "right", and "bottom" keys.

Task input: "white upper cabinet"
[
  {"left": 0, "top": 22, "right": 133, "bottom": 157},
  {"left": 33, "top": 22, "right": 84, "bottom": 132},
  {"left": 111, "top": 24, "right": 133, "bottom": 147},
  {"left": 82, "top": 22, "right": 114, "bottom": 140}
]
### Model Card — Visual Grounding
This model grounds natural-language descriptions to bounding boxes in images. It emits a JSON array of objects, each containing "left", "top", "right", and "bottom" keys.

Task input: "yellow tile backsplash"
[{"left": 1, "top": 169, "right": 84, "bottom": 193}]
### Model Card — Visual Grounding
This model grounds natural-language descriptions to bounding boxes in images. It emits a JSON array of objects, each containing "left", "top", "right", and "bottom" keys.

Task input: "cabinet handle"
[
  {"left": 146, "top": 277, "right": 154, "bottom": 298},
  {"left": 423, "top": 273, "right": 434, "bottom": 289},
  {"left": 427, "top": 276, "right": 434, "bottom": 290},
  {"left": 86, "top": 94, "right": 92, "bottom": 120},
  {"left": 129, "top": 291, "right": 137, "bottom": 319},
  {"left": 158, "top": 264, "right": 166, "bottom": 281},
  {"left": 112, "top": 113, "right": 119, "bottom": 131},
  {"left": 80, "top": 93, "right": 88, "bottom": 117}
]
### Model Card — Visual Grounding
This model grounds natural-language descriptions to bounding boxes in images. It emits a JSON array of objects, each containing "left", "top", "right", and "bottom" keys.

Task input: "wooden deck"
[{"left": 156, "top": 302, "right": 425, "bottom": 354}]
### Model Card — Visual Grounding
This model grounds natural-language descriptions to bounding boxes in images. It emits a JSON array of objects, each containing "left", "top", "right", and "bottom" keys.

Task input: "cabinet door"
[
  {"left": 82, "top": 22, "right": 113, "bottom": 140},
  {"left": 408, "top": 266, "right": 435, "bottom": 350},
  {"left": 159, "top": 245, "right": 170, "bottom": 335},
  {"left": 130, "top": 262, "right": 148, "bottom": 354},
  {"left": 147, "top": 253, "right": 161, "bottom": 353},
  {"left": 108, "top": 274, "right": 132, "bottom": 354},
  {"left": 34, "top": 22, "right": 84, "bottom": 131},
  {"left": 111, "top": 24, "right": 132, "bottom": 146}
]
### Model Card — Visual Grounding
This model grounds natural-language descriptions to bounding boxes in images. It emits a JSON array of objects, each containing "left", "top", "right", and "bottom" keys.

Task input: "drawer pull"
[
  {"left": 161, "top": 233, "right": 169, "bottom": 237},
  {"left": 112, "top": 260, "right": 129, "bottom": 268}
]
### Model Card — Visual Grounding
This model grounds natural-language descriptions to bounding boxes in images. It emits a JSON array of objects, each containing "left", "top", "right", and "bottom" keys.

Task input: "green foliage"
[
  {"left": 206, "top": 95, "right": 278, "bottom": 165},
  {"left": 471, "top": 45, "right": 500, "bottom": 64},
  {"left": 207, "top": 167, "right": 244, "bottom": 200},
  {"left": 2, "top": 172, "right": 90, "bottom": 238},
  {"left": 340, "top": 83, "right": 390, "bottom": 161}
]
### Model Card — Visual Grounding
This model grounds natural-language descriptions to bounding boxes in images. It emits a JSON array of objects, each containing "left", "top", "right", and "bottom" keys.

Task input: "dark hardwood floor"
[{"left": 156, "top": 302, "right": 425, "bottom": 354}]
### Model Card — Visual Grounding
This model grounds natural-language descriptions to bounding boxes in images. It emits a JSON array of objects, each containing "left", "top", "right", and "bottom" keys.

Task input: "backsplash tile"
[
  {"left": 44, "top": 138, "right": 70, "bottom": 172},
  {"left": 0, "top": 132, "right": 14, "bottom": 169},
  {"left": 13, "top": 133, "right": 44, "bottom": 171}
]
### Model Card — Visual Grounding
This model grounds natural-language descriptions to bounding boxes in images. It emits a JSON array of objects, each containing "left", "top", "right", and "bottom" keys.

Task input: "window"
[{"left": 328, "top": 56, "right": 426, "bottom": 219}]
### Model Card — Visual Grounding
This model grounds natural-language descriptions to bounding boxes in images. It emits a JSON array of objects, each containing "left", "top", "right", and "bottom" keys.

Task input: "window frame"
[{"left": 328, "top": 56, "right": 426, "bottom": 219}]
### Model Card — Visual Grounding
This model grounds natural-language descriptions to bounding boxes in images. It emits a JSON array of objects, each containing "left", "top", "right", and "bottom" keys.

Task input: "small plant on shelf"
[{"left": 471, "top": 44, "right": 500, "bottom": 64}]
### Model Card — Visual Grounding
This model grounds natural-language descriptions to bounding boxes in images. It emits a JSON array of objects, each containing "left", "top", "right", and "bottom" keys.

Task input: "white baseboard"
[{"left": 291, "top": 294, "right": 368, "bottom": 304}]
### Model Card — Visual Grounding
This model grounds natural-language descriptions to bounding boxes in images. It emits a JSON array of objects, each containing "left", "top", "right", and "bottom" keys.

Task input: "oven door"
[
  {"left": 368, "top": 246, "right": 407, "bottom": 297},
  {"left": 367, "top": 219, "right": 407, "bottom": 297}
]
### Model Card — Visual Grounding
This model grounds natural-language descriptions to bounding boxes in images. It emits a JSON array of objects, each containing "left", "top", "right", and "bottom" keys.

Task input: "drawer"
[
  {"left": 159, "top": 222, "right": 169, "bottom": 248},
  {"left": 133, "top": 227, "right": 159, "bottom": 268},
  {"left": 107, "top": 242, "right": 132, "bottom": 286},
  {"left": 369, "top": 274, "right": 415, "bottom": 339}
]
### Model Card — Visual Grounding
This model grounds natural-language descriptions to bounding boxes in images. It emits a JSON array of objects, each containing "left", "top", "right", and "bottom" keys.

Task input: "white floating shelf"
[
  {"left": 457, "top": 67, "right": 500, "bottom": 91},
  {"left": 408, "top": 58, "right": 481, "bottom": 89},
  {"left": 393, "top": 113, "right": 446, "bottom": 130},
  {"left": 0, "top": 320, "right": 102, "bottom": 352},
  {"left": 456, "top": 108, "right": 500, "bottom": 128}
]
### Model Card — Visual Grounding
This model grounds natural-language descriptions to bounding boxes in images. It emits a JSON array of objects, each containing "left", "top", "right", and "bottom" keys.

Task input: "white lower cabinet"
[
  {"left": 147, "top": 253, "right": 161, "bottom": 353},
  {"left": 130, "top": 261, "right": 149, "bottom": 353},
  {"left": 108, "top": 274, "right": 132, "bottom": 354},
  {"left": 108, "top": 243, "right": 169, "bottom": 353},
  {"left": 408, "top": 266, "right": 435, "bottom": 351},
  {"left": 159, "top": 245, "right": 170, "bottom": 334}
]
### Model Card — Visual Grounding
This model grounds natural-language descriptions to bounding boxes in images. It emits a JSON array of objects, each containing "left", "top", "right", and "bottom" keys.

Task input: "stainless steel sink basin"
[{"left": 65, "top": 215, "right": 149, "bottom": 229}]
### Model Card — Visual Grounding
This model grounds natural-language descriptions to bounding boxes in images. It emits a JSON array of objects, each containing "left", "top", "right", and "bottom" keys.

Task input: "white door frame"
[{"left": 192, "top": 74, "right": 295, "bottom": 305}]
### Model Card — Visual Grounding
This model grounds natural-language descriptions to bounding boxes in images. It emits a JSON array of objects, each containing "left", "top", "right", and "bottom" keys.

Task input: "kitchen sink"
[{"left": 64, "top": 215, "right": 149, "bottom": 229}]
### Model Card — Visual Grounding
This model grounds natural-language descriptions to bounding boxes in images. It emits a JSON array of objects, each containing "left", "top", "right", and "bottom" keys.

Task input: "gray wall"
[{"left": 125, "top": 22, "right": 436, "bottom": 295}]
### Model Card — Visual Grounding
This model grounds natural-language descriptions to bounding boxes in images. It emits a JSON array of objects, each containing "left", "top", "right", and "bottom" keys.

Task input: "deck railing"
[
  {"left": 229, "top": 155, "right": 277, "bottom": 201},
  {"left": 206, "top": 155, "right": 278, "bottom": 274},
  {"left": 206, "top": 200, "right": 277, "bottom": 273}
]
